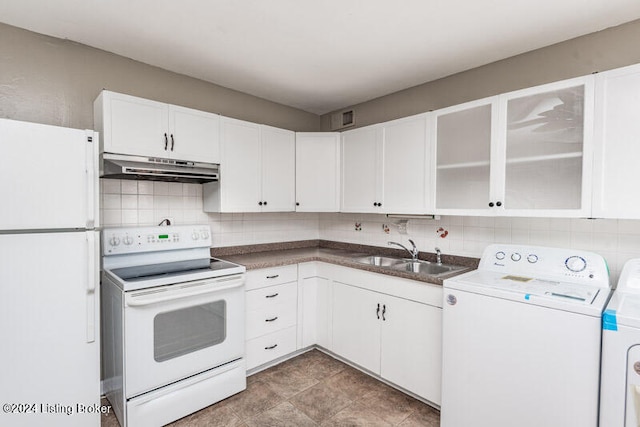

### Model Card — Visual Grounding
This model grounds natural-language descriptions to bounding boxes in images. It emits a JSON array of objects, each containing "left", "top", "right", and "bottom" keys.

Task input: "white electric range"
[{"left": 101, "top": 224, "right": 246, "bottom": 427}]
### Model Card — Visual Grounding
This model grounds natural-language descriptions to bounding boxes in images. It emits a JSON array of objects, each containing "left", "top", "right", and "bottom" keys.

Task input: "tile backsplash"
[
  {"left": 100, "top": 179, "right": 320, "bottom": 247},
  {"left": 101, "top": 179, "right": 640, "bottom": 283}
]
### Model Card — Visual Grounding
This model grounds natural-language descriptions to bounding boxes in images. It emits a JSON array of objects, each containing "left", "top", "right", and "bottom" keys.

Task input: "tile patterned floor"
[{"left": 101, "top": 349, "right": 440, "bottom": 426}]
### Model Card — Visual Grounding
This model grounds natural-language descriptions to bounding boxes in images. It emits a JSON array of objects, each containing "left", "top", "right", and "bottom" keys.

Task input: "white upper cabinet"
[
  {"left": 217, "top": 117, "right": 262, "bottom": 212},
  {"left": 341, "top": 125, "right": 382, "bottom": 212},
  {"left": 260, "top": 125, "right": 296, "bottom": 212},
  {"left": 94, "top": 91, "right": 220, "bottom": 163},
  {"left": 295, "top": 132, "right": 340, "bottom": 212},
  {"left": 381, "top": 115, "right": 430, "bottom": 213},
  {"left": 204, "top": 117, "right": 295, "bottom": 213},
  {"left": 592, "top": 64, "right": 640, "bottom": 219},
  {"left": 342, "top": 114, "right": 429, "bottom": 213},
  {"left": 431, "top": 76, "right": 594, "bottom": 217},
  {"left": 168, "top": 105, "right": 220, "bottom": 163}
]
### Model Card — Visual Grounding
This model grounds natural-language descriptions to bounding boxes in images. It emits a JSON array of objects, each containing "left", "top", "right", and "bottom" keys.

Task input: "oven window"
[{"left": 153, "top": 301, "right": 226, "bottom": 362}]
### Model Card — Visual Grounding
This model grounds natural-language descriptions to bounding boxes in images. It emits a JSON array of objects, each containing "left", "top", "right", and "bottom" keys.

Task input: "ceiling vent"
[{"left": 330, "top": 109, "right": 355, "bottom": 130}]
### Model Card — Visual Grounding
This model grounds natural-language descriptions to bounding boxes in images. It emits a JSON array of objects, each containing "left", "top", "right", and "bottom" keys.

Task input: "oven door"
[{"left": 123, "top": 274, "right": 245, "bottom": 398}]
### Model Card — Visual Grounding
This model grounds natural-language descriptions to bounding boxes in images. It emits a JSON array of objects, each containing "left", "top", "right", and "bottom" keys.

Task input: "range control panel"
[
  {"left": 103, "top": 225, "right": 212, "bottom": 255},
  {"left": 479, "top": 244, "right": 609, "bottom": 287}
]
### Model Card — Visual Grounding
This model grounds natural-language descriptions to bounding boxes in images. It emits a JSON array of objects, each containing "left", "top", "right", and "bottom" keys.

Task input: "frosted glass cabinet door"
[
  {"left": 503, "top": 82, "right": 590, "bottom": 211},
  {"left": 434, "top": 101, "right": 493, "bottom": 211}
]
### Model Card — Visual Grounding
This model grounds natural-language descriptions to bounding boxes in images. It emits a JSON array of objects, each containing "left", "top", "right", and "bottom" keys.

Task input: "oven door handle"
[{"left": 125, "top": 276, "right": 244, "bottom": 307}]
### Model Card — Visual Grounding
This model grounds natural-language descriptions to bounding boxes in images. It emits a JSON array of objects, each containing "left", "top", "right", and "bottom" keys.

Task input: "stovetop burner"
[{"left": 102, "top": 225, "right": 246, "bottom": 291}]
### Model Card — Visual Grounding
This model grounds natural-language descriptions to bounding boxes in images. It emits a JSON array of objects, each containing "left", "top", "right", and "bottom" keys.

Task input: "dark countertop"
[{"left": 211, "top": 240, "right": 479, "bottom": 286}]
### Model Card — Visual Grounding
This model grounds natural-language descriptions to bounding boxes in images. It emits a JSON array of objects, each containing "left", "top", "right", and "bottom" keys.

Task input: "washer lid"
[
  {"left": 448, "top": 270, "right": 601, "bottom": 305},
  {"left": 604, "top": 292, "right": 640, "bottom": 329},
  {"left": 617, "top": 259, "right": 640, "bottom": 293}
]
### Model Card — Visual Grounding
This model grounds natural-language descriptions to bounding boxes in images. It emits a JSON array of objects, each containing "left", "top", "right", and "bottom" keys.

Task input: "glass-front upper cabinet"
[
  {"left": 431, "top": 76, "right": 594, "bottom": 217},
  {"left": 432, "top": 98, "right": 496, "bottom": 213}
]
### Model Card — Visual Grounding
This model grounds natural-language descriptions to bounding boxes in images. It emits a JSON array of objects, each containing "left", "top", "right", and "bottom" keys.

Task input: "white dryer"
[
  {"left": 442, "top": 244, "right": 610, "bottom": 427},
  {"left": 600, "top": 259, "right": 640, "bottom": 426}
]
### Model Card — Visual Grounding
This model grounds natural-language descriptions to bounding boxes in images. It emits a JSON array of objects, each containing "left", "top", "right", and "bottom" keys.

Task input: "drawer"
[
  {"left": 245, "top": 265, "right": 298, "bottom": 291},
  {"left": 246, "top": 326, "right": 297, "bottom": 370},
  {"left": 246, "top": 282, "right": 297, "bottom": 311},
  {"left": 246, "top": 300, "right": 297, "bottom": 340}
]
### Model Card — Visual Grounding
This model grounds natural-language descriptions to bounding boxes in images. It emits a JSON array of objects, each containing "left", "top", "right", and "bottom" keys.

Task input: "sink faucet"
[
  {"left": 435, "top": 247, "right": 442, "bottom": 265},
  {"left": 388, "top": 239, "right": 419, "bottom": 261}
]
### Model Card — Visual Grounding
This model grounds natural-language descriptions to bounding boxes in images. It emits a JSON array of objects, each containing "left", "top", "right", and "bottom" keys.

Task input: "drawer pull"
[
  {"left": 266, "top": 275, "right": 280, "bottom": 279},
  {"left": 265, "top": 344, "right": 278, "bottom": 350},
  {"left": 265, "top": 316, "right": 278, "bottom": 322},
  {"left": 265, "top": 293, "right": 279, "bottom": 299}
]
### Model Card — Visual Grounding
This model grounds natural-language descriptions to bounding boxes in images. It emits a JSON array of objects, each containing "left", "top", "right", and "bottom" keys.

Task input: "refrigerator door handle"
[
  {"left": 85, "top": 130, "right": 97, "bottom": 229},
  {"left": 86, "top": 232, "right": 98, "bottom": 343}
]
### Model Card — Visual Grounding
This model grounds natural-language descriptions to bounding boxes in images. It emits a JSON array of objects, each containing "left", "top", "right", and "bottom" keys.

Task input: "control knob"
[
  {"left": 201, "top": 231, "right": 210, "bottom": 239},
  {"left": 511, "top": 253, "right": 522, "bottom": 262},
  {"left": 109, "top": 236, "right": 121, "bottom": 247},
  {"left": 123, "top": 235, "right": 134, "bottom": 245},
  {"left": 565, "top": 256, "right": 587, "bottom": 273},
  {"left": 191, "top": 232, "right": 200, "bottom": 240},
  {"left": 495, "top": 251, "right": 506, "bottom": 260},
  {"left": 527, "top": 254, "right": 538, "bottom": 264}
]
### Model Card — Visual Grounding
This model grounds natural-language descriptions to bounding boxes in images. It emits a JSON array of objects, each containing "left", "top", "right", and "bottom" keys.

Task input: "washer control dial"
[
  {"left": 495, "top": 251, "right": 506, "bottom": 260},
  {"left": 527, "top": 254, "right": 538, "bottom": 264},
  {"left": 565, "top": 256, "right": 587, "bottom": 273},
  {"left": 511, "top": 253, "right": 522, "bottom": 262}
]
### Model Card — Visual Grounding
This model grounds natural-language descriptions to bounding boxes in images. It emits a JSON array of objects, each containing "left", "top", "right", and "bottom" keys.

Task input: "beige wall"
[
  {"left": 5, "top": 17, "right": 640, "bottom": 135},
  {"left": 0, "top": 23, "right": 320, "bottom": 132},
  {"left": 320, "top": 19, "right": 640, "bottom": 130}
]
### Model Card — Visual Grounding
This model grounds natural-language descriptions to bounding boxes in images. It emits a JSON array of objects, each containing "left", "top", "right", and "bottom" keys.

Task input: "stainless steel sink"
[
  {"left": 392, "top": 260, "right": 467, "bottom": 276},
  {"left": 352, "top": 255, "right": 404, "bottom": 267},
  {"left": 351, "top": 254, "right": 467, "bottom": 278}
]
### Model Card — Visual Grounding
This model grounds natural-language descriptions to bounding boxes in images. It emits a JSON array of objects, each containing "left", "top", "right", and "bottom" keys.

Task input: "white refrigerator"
[{"left": 0, "top": 118, "right": 100, "bottom": 426}]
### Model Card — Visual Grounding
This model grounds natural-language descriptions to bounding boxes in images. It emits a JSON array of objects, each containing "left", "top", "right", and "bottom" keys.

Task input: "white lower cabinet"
[
  {"left": 331, "top": 279, "right": 442, "bottom": 405},
  {"left": 298, "top": 262, "right": 332, "bottom": 349},
  {"left": 380, "top": 293, "right": 442, "bottom": 404},
  {"left": 332, "top": 282, "right": 381, "bottom": 373},
  {"left": 245, "top": 265, "right": 298, "bottom": 371},
  {"left": 246, "top": 326, "right": 297, "bottom": 370},
  {"left": 300, "top": 262, "right": 443, "bottom": 405},
  {"left": 248, "top": 261, "right": 443, "bottom": 405}
]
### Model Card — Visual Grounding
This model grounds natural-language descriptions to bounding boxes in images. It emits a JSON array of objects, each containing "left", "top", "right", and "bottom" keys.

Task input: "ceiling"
[{"left": 2, "top": 1, "right": 640, "bottom": 115}]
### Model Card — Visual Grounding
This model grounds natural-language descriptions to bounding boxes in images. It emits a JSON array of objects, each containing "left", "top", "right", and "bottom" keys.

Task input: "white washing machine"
[
  {"left": 600, "top": 259, "right": 640, "bottom": 426},
  {"left": 442, "top": 244, "right": 610, "bottom": 427}
]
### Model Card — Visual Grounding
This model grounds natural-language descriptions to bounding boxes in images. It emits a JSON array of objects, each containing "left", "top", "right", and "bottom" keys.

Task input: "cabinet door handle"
[
  {"left": 265, "top": 316, "right": 278, "bottom": 322},
  {"left": 265, "top": 293, "right": 279, "bottom": 298},
  {"left": 170, "top": 134, "right": 175, "bottom": 151},
  {"left": 376, "top": 303, "right": 380, "bottom": 319},
  {"left": 382, "top": 304, "right": 386, "bottom": 321},
  {"left": 164, "top": 133, "right": 168, "bottom": 150},
  {"left": 266, "top": 275, "right": 279, "bottom": 279},
  {"left": 265, "top": 344, "right": 278, "bottom": 350}
]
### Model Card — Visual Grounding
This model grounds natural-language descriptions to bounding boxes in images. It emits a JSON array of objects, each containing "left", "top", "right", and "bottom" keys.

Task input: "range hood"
[{"left": 101, "top": 153, "right": 219, "bottom": 183}]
